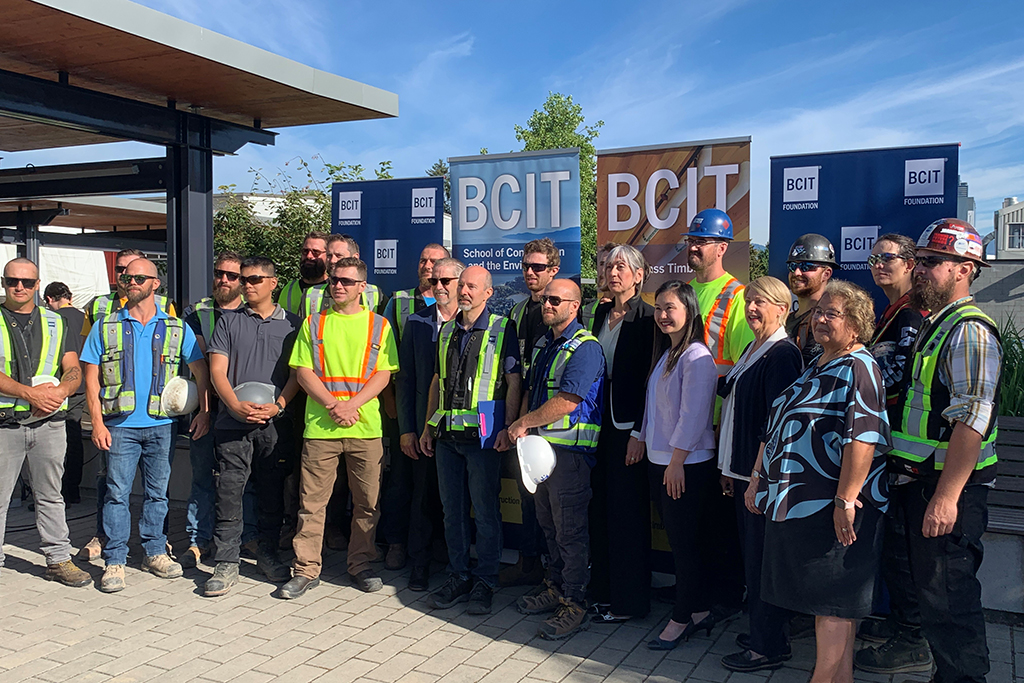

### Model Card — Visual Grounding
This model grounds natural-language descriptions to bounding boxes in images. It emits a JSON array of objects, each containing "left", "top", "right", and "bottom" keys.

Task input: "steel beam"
[
  {"left": 166, "top": 116, "right": 213, "bottom": 309},
  {"left": 0, "top": 158, "right": 169, "bottom": 199},
  {"left": 0, "top": 207, "right": 67, "bottom": 227},
  {"left": 31, "top": 229, "right": 168, "bottom": 253}
]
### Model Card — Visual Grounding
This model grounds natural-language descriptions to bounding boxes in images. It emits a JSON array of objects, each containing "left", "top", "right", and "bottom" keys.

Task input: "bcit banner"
[
  {"left": 597, "top": 137, "right": 752, "bottom": 296},
  {"left": 331, "top": 176, "right": 445, "bottom": 296},
  {"left": 449, "top": 149, "right": 582, "bottom": 314},
  {"left": 769, "top": 143, "right": 959, "bottom": 301}
]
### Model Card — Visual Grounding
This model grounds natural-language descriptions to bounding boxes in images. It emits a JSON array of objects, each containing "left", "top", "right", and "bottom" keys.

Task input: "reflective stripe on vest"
[
  {"left": 98, "top": 317, "right": 185, "bottom": 418},
  {"left": 581, "top": 300, "right": 599, "bottom": 333},
  {"left": 91, "top": 292, "right": 172, "bottom": 322},
  {"left": 193, "top": 297, "right": 217, "bottom": 341},
  {"left": 390, "top": 288, "right": 419, "bottom": 342},
  {"left": 704, "top": 278, "right": 743, "bottom": 375},
  {"left": 0, "top": 309, "right": 67, "bottom": 413},
  {"left": 301, "top": 283, "right": 382, "bottom": 319},
  {"left": 278, "top": 280, "right": 304, "bottom": 315},
  {"left": 890, "top": 303, "right": 999, "bottom": 472},
  {"left": 310, "top": 310, "right": 386, "bottom": 398},
  {"left": 531, "top": 328, "right": 602, "bottom": 450},
  {"left": 428, "top": 314, "right": 507, "bottom": 431}
]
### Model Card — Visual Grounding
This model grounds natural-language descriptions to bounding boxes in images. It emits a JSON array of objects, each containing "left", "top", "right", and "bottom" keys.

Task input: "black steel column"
[{"left": 166, "top": 113, "right": 213, "bottom": 309}]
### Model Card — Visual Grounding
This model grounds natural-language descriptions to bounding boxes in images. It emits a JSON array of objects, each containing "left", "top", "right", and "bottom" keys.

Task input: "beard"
[
  {"left": 299, "top": 258, "right": 326, "bottom": 281},
  {"left": 126, "top": 286, "right": 152, "bottom": 306},
  {"left": 910, "top": 273, "right": 955, "bottom": 311},
  {"left": 213, "top": 282, "right": 243, "bottom": 305}
]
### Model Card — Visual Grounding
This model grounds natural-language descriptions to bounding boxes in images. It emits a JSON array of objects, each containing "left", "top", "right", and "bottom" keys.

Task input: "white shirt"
[{"left": 597, "top": 316, "right": 632, "bottom": 430}]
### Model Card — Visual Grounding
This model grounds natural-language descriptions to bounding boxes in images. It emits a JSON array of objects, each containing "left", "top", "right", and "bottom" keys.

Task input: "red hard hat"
[{"left": 916, "top": 218, "right": 990, "bottom": 267}]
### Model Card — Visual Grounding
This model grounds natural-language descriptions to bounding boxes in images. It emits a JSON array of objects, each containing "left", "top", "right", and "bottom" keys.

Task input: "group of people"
[{"left": 0, "top": 211, "right": 1002, "bottom": 682}]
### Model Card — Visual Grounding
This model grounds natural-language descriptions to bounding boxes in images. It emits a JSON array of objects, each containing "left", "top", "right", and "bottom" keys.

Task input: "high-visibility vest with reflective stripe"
[
  {"left": 530, "top": 328, "right": 603, "bottom": 452},
  {"left": 0, "top": 308, "right": 67, "bottom": 414},
  {"left": 190, "top": 296, "right": 243, "bottom": 340},
  {"left": 891, "top": 302, "right": 1000, "bottom": 474},
  {"left": 580, "top": 300, "right": 599, "bottom": 333},
  {"left": 703, "top": 277, "right": 744, "bottom": 376},
  {"left": 299, "top": 283, "right": 382, "bottom": 319},
  {"left": 389, "top": 288, "right": 424, "bottom": 343},
  {"left": 428, "top": 314, "right": 508, "bottom": 432},
  {"left": 98, "top": 316, "right": 186, "bottom": 418},
  {"left": 278, "top": 280, "right": 305, "bottom": 315},
  {"left": 90, "top": 292, "right": 172, "bottom": 322},
  {"left": 310, "top": 309, "right": 386, "bottom": 399},
  {"left": 509, "top": 297, "right": 531, "bottom": 373}
]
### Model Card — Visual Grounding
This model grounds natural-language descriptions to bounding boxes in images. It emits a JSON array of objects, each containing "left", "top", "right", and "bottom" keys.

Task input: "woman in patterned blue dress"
[{"left": 744, "top": 280, "right": 891, "bottom": 683}]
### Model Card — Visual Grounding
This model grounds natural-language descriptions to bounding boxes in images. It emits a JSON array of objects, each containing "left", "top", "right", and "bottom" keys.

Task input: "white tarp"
[{"left": 0, "top": 245, "right": 110, "bottom": 310}]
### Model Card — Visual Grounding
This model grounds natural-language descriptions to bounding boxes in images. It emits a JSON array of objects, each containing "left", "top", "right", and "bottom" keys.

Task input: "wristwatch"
[{"left": 834, "top": 495, "right": 856, "bottom": 510}]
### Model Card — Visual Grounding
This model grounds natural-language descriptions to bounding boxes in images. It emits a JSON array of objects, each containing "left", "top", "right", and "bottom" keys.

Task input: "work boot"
[
  {"left": 384, "top": 543, "right": 407, "bottom": 570},
  {"left": 240, "top": 539, "right": 260, "bottom": 559},
  {"left": 179, "top": 545, "right": 204, "bottom": 569},
  {"left": 204, "top": 562, "right": 240, "bottom": 597},
  {"left": 467, "top": 580, "right": 493, "bottom": 615},
  {"left": 499, "top": 555, "right": 545, "bottom": 587},
  {"left": 854, "top": 631, "right": 933, "bottom": 674},
  {"left": 44, "top": 559, "right": 91, "bottom": 587},
  {"left": 78, "top": 536, "right": 104, "bottom": 562},
  {"left": 100, "top": 564, "right": 126, "bottom": 593},
  {"left": 255, "top": 543, "right": 291, "bottom": 583},
  {"left": 427, "top": 574, "right": 473, "bottom": 609},
  {"left": 516, "top": 579, "right": 563, "bottom": 615},
  {"left": 858, "top": 616, "right": 900, "bottom": 643},
  {"left": 539, "top": 597, "right": 588, "bottom": 640},
  {"left": 142, "top": 553, "right": 183, "bottom": 579}
]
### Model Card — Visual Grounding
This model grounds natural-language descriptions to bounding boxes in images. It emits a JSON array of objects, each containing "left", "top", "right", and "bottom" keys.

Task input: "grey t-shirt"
[{"left": 207, "top": 304, "right": 301, "bottom": 431}]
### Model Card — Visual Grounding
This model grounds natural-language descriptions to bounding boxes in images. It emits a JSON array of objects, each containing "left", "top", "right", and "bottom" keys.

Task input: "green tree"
[
  {"left": 514, "top": 93, "right": 604, "bottom": 279},
  {"left": 426, "top": 158, "right": 451, "bottom": 215},
  {"left": 750, "top": 244, "right": 769, "bottom": 280}
]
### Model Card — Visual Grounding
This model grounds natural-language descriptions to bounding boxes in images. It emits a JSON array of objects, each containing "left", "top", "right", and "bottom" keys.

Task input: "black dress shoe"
[
  {"left": 409, "top": 565, "right": 429, "bottom": 592},
  {"left": 274, "top": 575, "right": 320, "bottom": 600},
  {"left": 721, "top": 649, "right": 790, "bottom": 672}
]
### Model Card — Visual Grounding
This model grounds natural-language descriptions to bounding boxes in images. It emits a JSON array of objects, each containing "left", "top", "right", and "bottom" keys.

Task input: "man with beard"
[
  {"left": 395, "top": 257, "right": 464, "bottom": 591},
  {"left": 278, "top": 232, "right": 331, "bottom": 315},
  {"left": 503, "top": 237, "right": 560, "bottom": 587},
  {"left": 81, "top": 258, "right": 211, "bottom": 592},
  {"left": 299, "top": 234, "right": 384, "bottom": 317},
  {"left": 178, "top": 252, "right": 245, "bottom": 567},
  {"left": 509, "top": 278, "right": 604, "bottom": 640},
  {"left": 683, "top": 209, "right": 754, "bottom": 622},
  {"left": 878, "top": 219, "right": 1001, "bottom": 683},
  {"left": 785, "top": 234, "right": 837, "bottom": 365}
]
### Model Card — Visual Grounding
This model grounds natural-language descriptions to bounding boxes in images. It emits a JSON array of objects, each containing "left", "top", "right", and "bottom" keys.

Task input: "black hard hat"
[{"left": 787, "top": 233, "right": 838, "bottom": 267}]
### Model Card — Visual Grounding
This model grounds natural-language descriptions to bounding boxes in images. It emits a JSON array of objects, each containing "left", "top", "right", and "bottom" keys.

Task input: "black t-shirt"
[
  {"left": 870, "top": 295, "right": 925, "bottom": 423},
  {"left": 786, "top": 308, "right": 821, "bottom": 366},
  {"left": 519, "top": 298, "right": 546, "bottom": 365}
]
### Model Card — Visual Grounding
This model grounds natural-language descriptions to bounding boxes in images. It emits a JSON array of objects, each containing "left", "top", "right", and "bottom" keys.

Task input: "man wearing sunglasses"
[
  {"left": 298, "top": 234, "right": 384, "bottom": 318},
  {"left": 278, "top": 231, "right": 331, "bottom": 315},
  {"left": 203, "top": 257, "right": 302, "bottom": 597},
  {"left": 176, "top": 251, "right": 246, "bottom": 569},
  {"left": 508, "top": 279, "right": 605, "bottom": 640},
  {"left": 81, "top": 258, "right": 211, "bottom": 593},
  {"left": 878, "top": 219, "right": 1001, "bottom": 683},
  {"left": 282, "top": 257, "right": 399, "bottom": 599},
  {"left": 0, "top": 258, "right": 91, "bottom": 588},
  {"left": 785, "top": 233, "right": 837, "bottom": 365},
  {"left": 394, "top": 257, "right": 464, "bottom": 591}
]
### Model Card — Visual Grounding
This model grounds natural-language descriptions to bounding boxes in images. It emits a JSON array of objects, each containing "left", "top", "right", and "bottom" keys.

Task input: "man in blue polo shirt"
[{"left": 81, "top": 258, "right": 210, "bottom": 593}]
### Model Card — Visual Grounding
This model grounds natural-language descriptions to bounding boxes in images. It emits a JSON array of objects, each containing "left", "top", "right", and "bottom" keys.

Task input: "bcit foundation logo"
[
  {"left": 336, "top": 191, "right": 362, "bottom": 226},
  {"left": 782, "top": 166, "right": 819, "bottom": 210},
  {"left": 904, "top": 159, "right": 945, "bottom": 206},
  {"left": 374, "top": 239, "right": 397, "bottom": 275}
]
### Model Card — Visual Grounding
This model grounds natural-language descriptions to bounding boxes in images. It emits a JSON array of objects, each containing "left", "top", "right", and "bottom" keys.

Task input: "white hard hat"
[
  {"left": 229, "top": 382, "right": 279, "bottom": 422},
  {"left": 161, "top": 376, "right": 199, "bottom": 417},
  {"left": 22, "top": 375, "right": 60, "bottom": 425},
  {"left": 517, "top": 434, "right": 556, "bottom": 494}
]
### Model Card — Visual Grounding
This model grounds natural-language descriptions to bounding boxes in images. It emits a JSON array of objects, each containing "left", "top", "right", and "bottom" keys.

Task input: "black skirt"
[{"left": 761, "top": 502, "right": 883, "bottom": 619}]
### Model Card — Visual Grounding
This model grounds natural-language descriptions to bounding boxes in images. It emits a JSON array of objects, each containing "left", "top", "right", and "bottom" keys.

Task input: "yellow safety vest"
[{"left": 0, "top": 308, "right": 67, "bottom": 417}]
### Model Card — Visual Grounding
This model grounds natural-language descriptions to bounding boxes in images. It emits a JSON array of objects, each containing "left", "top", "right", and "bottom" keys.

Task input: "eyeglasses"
[
  {"left": 540, "top": 295, "right": 578, "bottom": 307},
  {"left": 522, "top": 262, "right": 550, "bottom": 273},
  {"left": 118, "top": 274, "right": 158, "bottom": 286},
  {"left": 3, "top": 277, "right": 37, "bottom": 289},
  {"left": 302, "top": 248, "right": 326, "bottom": 257},
  {"left": 428, "top": 277, "right": 457, "bottom": 286},
  {"left": 329, "top": 276, "right": 365, "bottom": 287},
  {"left": 240, "top": 274, "right": 273, "bottom": 286},
  {"left": 811, "top": 307, "right": 846, "bottom": 322},
  {"left": 867, "top": 252, "right": 905, "bottom": 267},
  {"left": 214, "top": 269, "right": 241, "bottom": 281},
  {"left": 916, "top": 255, "right": 964, "bottom": 269},
  {"left": 788, "top": 261, "right": 824, "bottom": 273},
  {"left": 686, "top": 237, "right": 722, "bottom": 248},
  {"left": 113, "top": 265, "right": 129, "bottom": 274}
]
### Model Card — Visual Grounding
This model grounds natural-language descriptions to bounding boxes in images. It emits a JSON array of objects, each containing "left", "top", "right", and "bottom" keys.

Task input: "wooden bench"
[{"left": 990, "top": 416, "right": 1024, "bottom": 535}]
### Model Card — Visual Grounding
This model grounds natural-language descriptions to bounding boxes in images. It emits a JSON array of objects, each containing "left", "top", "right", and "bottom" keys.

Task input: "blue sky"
[{"left": 6, "top": 0, "right": 1024, "bottom": 244}]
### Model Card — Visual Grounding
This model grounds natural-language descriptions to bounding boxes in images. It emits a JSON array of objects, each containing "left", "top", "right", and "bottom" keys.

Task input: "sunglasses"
[
  {"left": 916, "top": 255, "right": 965, "bottom": 269},
  {"left": 522, "top": 262, "right": 551, "bottom": 273},
  {"left": 114, "top": 265, "right": 129, "bottom": 274},
  {"left": 329, "top": 276, "right": 364, "bottom": 287},
  {"left": 541, "top": 295, "right": 578, "bottom": 307},
  {"left": 428, "top": 277, "right": 457, "bottom": 286},
  {"left": 302, "top": 248, "right": 326, "bottom": 257},
  {"left": 119, "top": 274, "right": 158, "bottom": 286},
  {"left": 787, "top": 261, "right": 824, "bottom": 273},
  {"left": 214, "top": 269, "right": 241, "bottom": 281},
  {"left": 867, "top": 252, "right": 905, "bottom": 267},
  {"left": 240, "top": 274, "right": 273, "bottom": 286},
  {"left": 3, "top": 277, "right": 37, "bottom": 289}
]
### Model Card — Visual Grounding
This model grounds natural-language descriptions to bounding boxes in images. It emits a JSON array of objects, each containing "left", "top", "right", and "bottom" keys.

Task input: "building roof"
[
  {"left": 0, "top": 196, "right": 165, "bottom": 231},
  {"left": 0, "top": 0, "right": 399, "bottom": 152}
]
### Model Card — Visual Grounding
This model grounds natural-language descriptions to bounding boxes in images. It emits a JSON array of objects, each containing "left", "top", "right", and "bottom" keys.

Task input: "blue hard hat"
[{"left": 686, "top": 208, "right": 733, "bottom": 240}]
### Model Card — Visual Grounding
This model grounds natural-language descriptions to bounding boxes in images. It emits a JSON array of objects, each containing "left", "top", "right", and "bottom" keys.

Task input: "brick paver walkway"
[{"left": 1, "top": 499, "right": 1020, "bottom": 683}]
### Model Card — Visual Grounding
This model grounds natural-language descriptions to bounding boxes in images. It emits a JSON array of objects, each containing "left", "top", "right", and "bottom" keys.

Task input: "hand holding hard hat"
[
  {"left": 23, "top": 375, "right": 63, "bottom": 424},
  {"left": 229, "top": 381, "right": 280, "bottom": 423},
  {"left": 517, "top": 434, "right": 557, "bottom": 494},
  {"left": 161, "top": 376, "right": 199, "bottom": 417}
]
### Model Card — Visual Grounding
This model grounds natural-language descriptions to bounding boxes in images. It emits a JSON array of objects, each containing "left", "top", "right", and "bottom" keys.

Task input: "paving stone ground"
[{"left": 2, "top": 497, "right": 1021, "bottom": 683}]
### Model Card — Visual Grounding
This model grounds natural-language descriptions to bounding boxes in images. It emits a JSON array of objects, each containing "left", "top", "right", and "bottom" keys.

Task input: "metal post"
[{"left": 166, "top": 113, "right": 214, "bottom": 309}]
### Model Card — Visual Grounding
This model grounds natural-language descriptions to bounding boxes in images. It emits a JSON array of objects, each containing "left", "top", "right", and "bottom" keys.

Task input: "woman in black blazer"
[{"left": 589, "top": 244, "right": 667, "bottom": 622}]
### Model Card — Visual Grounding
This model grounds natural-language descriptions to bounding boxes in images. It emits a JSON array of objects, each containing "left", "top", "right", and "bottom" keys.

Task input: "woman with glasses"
[
  {"left": 588, "top": 244, "right": 667, "bottom": 624},
  {"left": 746, "top": 280, "right": 890, "bottom": 683}
]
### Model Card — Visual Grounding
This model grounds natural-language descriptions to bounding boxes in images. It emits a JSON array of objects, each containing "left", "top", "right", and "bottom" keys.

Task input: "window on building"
[{"left": 1009, "top": 224, "right": 1024, "bottom": 250}]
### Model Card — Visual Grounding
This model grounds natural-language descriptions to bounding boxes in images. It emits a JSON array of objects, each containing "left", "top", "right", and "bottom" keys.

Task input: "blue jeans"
[
  {"left": 435, "top": 438, "right": 502, "bottom": 586},
  {"left": 186, "top": 430, "right": 216, "bottom": 547},
  {"left": 102, "top": 424, "right": 175, "bottom": 565}
]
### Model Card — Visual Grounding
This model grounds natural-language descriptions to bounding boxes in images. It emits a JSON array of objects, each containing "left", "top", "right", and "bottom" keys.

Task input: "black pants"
[
  {"left": 61, "top": 394, "right": 85, "bottom": 502},
  {"left": 881, "top": 488, "right": 924, "bottom": 630},
  {"left": 705, "top": 474, "right": 745, "bottom": 610},
  {"left": 589, "top": 426, "right": 651, "bottom": 616},
  {"left": 378, "top": 418, "right": 412, "bottom": 546},
  {"left": 212, "top": 419, "right": 294, "bottom": 563},
  {"left": 536, "top": 449, "right": 593, "bottom": 603},
  {"left": 649, "top": 458, "right": 718, "bottom": 623},
  {"left": 408, "top": 453, "right": 444, "bottom": 568},
  {"left": 886, "top": 480, "right": 990, "bottom": 683},
  {"left": 733, "top": 482, "right": 791, "bottom": 657}
]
